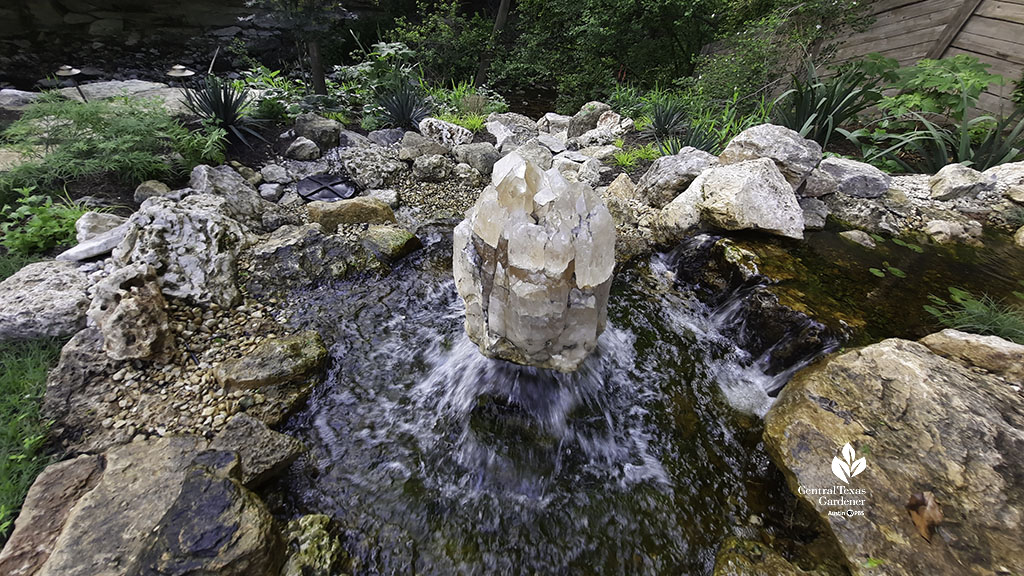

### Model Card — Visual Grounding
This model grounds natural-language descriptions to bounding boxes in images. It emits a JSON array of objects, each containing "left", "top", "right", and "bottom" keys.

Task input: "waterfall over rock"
[{"left": 453, "top": 152, "right": 616, "bottom": 372}]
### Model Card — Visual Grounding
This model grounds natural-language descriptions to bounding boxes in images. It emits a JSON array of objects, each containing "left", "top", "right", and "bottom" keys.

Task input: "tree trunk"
[
  {"left": 474, "top": 0, "right": 512, "bottom": 87},
  {"left": 309, "top": 39, "right": 327, "bottom": 95}
]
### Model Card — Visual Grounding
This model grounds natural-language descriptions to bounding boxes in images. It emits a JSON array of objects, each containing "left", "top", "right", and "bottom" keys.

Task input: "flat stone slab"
[{"left": 0, "top": 261, "right": 90, "bottom": 342}]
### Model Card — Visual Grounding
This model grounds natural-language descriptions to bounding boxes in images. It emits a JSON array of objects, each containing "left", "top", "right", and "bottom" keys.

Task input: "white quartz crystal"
[{"left": 453, "top": 153, "right": 616, "bottom": 371}]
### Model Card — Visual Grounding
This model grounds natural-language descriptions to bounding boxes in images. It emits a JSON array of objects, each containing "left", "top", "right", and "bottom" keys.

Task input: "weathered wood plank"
[
  {"left": 960, "top": 16, "right": 1024, "bottom": 45},
  {"left": 976, "top": 0, "right": 1024, "bottom": 25},
  {"left": 952, "top": 30, "right": 1024, "bottom": 64},
  {"left": 835, "top": 24, "right": 946, "bottom": 57},
  {"left": 844, "top": 6, "right": 959, "bottom": 44},
  {"left": 868, "top": 0, "right": 961, "bottom": 24},
  {"left": 926, "top": 0, "right": 986, "bottom": 58},
  {"left": 870, "top": 0, "right": 926, "bottom": 16}
]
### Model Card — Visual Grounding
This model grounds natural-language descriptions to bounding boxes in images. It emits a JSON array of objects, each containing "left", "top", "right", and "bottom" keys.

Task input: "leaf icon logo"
[{"left": 831, "top": 443, "right": 866, "bottom": 483}]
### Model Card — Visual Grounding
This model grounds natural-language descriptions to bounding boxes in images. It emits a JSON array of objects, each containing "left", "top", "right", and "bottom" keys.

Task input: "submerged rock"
[
  {"left": 712, "top": 537, "right": 806, "bottom": 576},
  {"left": 281, "top": 515, "right": 348, "bottom": 576},
  {"left": 453, "top": 153, "right": 616, "bottom": 372},
  {"left": 764, "top": 338, "right": 1024, "bottom": 576}
]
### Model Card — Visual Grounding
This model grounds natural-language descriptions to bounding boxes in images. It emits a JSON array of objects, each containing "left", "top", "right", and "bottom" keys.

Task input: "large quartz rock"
[
  {"left": 719, "top": 124, "right": 822, "bottom": 190},
  {"left": 699, "top": 158, "right": 805, "bottom": 239},
  {"left": 764, "top": 338, "right": 1024, "bottom": 576},
  {"left": 114, "top": 195, "right": 250, "bottom": 307},
  {"left": 635, "top": 147, "right": 718, "bottom": 208},
  {"left": 0, "top": 261, "right": 90, "bottom": 342},
  {"left": 453, "top": 153, "right": 616, "bottom": 372},
  {"left": 87, "top": 264, "right": 174, "bottom": 361}
]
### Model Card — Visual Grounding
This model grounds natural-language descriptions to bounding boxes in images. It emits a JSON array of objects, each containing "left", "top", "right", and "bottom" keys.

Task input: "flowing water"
[{"left": 274, "top": 228, "right": 827, "bottom": 575}]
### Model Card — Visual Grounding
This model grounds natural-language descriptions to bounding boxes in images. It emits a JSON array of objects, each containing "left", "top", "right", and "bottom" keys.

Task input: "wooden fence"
[{"left": 831, "top": 0, "right": 1024, "bottom": 115}]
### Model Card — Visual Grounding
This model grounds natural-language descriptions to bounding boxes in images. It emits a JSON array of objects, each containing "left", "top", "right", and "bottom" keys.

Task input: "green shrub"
[
  {"left": 0, "top": 95, "right": 225, "bottom": 207},
  {"left": 423, "top": 80, "right": 508, "bottom": 116},
  {"left": 389, "top": 0, "right": 492, "bottom": 85},
  {"left": 611, "top": 143, "right": 660, "bottom": 169},
  {"left": 1, "top": 186, "right": 94, "bottom": 255},
  {"left": 881, "top": 55, "right": 1003, "bottom": 121},
  {"left": 924, "top": 287, "right": 1024, "bottom": 344},
  {"left": 0, "top": 337, "right": 63, "bottom": 542}
]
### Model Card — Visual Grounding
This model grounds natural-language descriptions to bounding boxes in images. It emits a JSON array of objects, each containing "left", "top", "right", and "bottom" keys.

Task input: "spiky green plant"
[{"left": 183, "top": 75, "right": 265, "bottom": 147}]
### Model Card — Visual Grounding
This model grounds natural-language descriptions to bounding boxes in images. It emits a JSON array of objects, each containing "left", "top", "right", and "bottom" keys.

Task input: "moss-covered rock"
[
  {"left": 361, "top": 225, "right": 422, "bottom": 263},
  {"left": 713, "top": 537, "right": 808, "bottom": 576}
]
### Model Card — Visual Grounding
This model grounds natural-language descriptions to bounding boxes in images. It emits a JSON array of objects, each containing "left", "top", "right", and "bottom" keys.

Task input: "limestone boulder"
[
  {"left": 657, "top": 170, "right": 709, "bottom": 239},
  {"left": 209, "top": 413, "right": 303, "bottom": 487},
  {"left": 537, "top": 112, "right": 572, "bottom": 135},
  {"left": 260, "top": 164, "right": 291, "bottom": 184},
  {"left": 0, "top": 261, "right": 90, "bottom": 342},
  {"left": 294, "top": 113, "right": 341, "bottom": 150},
  {"left": 764, "top": 338, "right": 1024, "bottom": 576},
  {"left": 799, "top": 167, "right": 839, "bottom": 198},
  {"left": 569, "top": 127, "right": 616, "bottom": 149},
  {"left": 286, "top": 136, "right": 321, "bottom": 160},
  {"left": 719, "top": 124, "right": 822, "bottom": 190},
  {"left": 244, "top": 224, "right": 360, "bottom": 297},
  {"left": 361, "top": 225, "right": 422, "bottom": 262},
  {"left": 412, "top": 154, "right": 456, "bottom": 182},
  {"left": 189, "top": 164, "right": 282, "bottom": 231},
  {"left": 929, "top": 163, "right": 995, "bottom": 201},
  {"left": 799, "top": 197, "right": 829, "bottom": 230},
  {"left": 15, "top": 438, "right": 283, "bottom": 576},
  {"left": 334, "top": 145, "right": 406, "bottom": 189},
  {"left": 418, "top": 117, "right": 473, "bottom": 149},
  {"left": 75, "top": 212, "right": 126, "bottom": 242},
  {"left": 920, "top": 329, "right": 1024, "bottom": 382},
  {"left": 57, "top": 222, "right": 130, "bottom": 262},
  {"left": 698, "top": 158, "right": 805, "bottom": 239},
  {"left": 1016, "top": 225, "right": 1024, "bottom": 247},
  {"left": 367, "top": 127, "right": 405, "bottom": 147},
  {"left": 596, "top": 110, "right": 634, "bottom": 136},
  {"left": 307, "top": 197, "right": 396, "bottom": 232},
  {"left": 567, "top": 101, "right": 611, "bottom": 138},
  {"left": 87, "top": 264, "right": 173, "bottom": 361},
  {"left": 817, "top": 157, "right": 891, "bottom": 199},
  {"left": 454, "top": 142, "right": 500, "bottom": 175},
  {"left": 0, "top": 455, "right": 103, "bottom": 576},
  {"left": 635, "top": 147, "right": 718, "bottom": 208},
  {"left": 453, "top": 153, "right": 616, "bottom": 372},
  {"left": 214, "top": 331, "right": 328, "bottom": 391},
  {"left": 114, "top": 195, "right": 250, "bottom": 307},
  {"left": 398, "top": 131, "right": 448, "bottom": 161}
]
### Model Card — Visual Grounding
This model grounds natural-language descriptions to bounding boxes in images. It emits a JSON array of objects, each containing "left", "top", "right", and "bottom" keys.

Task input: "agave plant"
[
  {"left": 183, "top": 76, "right": 265, "bottom": 147},
  {"left": 642, "top": 99, "right": 689, "bottom": 142},
  {"left": 774, "top": 60, "right": 885, "bottom": 149},
  {"left": 378, "top": 85, "right": 432, "bottom": 130}
]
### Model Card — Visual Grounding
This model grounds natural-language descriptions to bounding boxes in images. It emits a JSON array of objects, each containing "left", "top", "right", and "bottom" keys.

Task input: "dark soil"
[
  {"left": 0, "top": 108, "right": 22, "bottom": 133},
  {"left": 224, "top": 120, "right": 291, "bottom": 168}
]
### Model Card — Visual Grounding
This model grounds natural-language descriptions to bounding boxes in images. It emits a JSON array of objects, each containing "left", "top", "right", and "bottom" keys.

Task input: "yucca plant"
[
  {"left": 183, "top": 76, "right": 265, "bottom": 147},
  {"left": 379, "top": 85, "right": 432, "bottom": 130}
]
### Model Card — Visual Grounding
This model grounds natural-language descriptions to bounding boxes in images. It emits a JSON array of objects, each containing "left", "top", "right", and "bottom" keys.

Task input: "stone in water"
[{"left": 453, "top": 153, "right": 616, "bottom": 372}]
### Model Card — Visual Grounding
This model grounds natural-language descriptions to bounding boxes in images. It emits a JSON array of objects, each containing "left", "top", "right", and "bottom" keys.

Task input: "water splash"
[{"left": 277, "top": 234, "right": 809, "bottom": 574}]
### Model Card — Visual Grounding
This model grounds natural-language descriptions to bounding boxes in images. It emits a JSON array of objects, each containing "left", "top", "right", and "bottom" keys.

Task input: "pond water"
[{"left": 272, "top": 229, "right": 821, "bottom": 575}]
